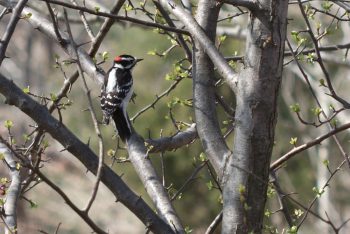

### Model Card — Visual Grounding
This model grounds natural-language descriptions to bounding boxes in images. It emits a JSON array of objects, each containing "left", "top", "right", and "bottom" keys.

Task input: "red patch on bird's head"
[{"left": 114, "top": 56, "right": 122, "bottom": 62}]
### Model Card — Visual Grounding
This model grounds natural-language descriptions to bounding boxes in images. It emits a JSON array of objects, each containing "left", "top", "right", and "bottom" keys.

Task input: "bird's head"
[{"left": 113, "top": 54, "right": 143, "bottom": 70}]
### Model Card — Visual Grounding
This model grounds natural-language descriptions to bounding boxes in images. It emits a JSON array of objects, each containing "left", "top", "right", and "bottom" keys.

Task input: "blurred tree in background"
[{"left": 0, "top": 0, "right": 350, "bottom": 233}]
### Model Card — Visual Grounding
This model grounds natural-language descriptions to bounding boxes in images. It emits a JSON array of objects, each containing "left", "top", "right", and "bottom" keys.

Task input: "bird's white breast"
[{"left": 106, "top": 69, "right": 117, "bottom": 92}]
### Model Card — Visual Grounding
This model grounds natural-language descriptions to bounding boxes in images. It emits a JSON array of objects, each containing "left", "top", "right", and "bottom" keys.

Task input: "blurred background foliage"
[{"left": 1, "top": 0, "right": 350, "bottom": 233}]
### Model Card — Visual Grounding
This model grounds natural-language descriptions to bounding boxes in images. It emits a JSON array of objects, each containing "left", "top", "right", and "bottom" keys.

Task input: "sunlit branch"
[
  {"left": 0, "top": 141, "right": 21, "bottom": 234},
  {"left": 270, "top": 122, "right": 350, "bottom": 171}
]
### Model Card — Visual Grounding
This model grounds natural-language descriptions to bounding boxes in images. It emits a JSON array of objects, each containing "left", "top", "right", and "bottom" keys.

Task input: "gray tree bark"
[
  {"left": 193, "top": 0, "right": 231, "bottom": 179},
  {"left": 222, "top": 0, "right": 289, "bottom": 233}
]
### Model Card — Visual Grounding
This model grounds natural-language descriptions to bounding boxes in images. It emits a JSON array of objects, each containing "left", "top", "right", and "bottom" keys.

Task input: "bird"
[{"left": 100, "top": 54, "right": 143, "bottom": 142}]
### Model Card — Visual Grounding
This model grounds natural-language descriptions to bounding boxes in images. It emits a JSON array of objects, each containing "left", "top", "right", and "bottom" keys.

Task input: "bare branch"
[
  {"left": 0, "top": 0, "right": 29, "bottom": 65},
  {"left": 70, "top": 0, "right": 96, "bottom": 41},
  {"left": 146, "top": 123, "right": 197, "bottom": 153},
  {"left": 219, "top": 0, "right": 261, "bottom": 11},
  {"left": 191, "top": 0, "right": 232, "bottom": 177},
  {"left": 33, "top": 168, "right": 107, "bottom": 234},
  {"left": 131, "top": 78, "right": 183, "bottom": 122},
  {"left": 37, "top": 0, "right": 190, "bottom": 35},
  {"left": 126, "top": 133, "right": 184, "bottom": 233},
  {"left": 22, "top": 6, "right": 105, "bottom": 85},
  {"left": 160, "top": 0, "right": 238, "bottom": 90},
  {"left": 62, "top": 8, "right": 104, "bottom": 214},
  {"left": 0, "top": 73, "right": 174, "bottom": 233},
  {"left": 0, "top": 142, "right": 21, "bottom": 234},
  {"left": 205, "top": 211, "right": 223, "bottom": 234},
  {"left": 153, "top": 1, "right": 192, "bottom": 61},
  {"left": 270, "top": 122, "right": 350, "bottom": 171},
  {"left": 170, "top": 162, "right": 207, "bottom": 201},
  {"left": 297, "top": 0, "right": 350, "bottom": 108}
]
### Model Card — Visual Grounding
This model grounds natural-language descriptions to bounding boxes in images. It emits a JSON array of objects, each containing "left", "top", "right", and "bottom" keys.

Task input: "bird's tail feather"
[{"left": 112, "top": 108, "right": 132, "bottom": 142}]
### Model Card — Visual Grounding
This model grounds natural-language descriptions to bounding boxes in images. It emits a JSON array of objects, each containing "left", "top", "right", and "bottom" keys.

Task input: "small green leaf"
[
  {"left": 306, "top": 52, "right": 316, "bottom": 64},
  {"left": 322, "top": 159, "right": 329, "bottom": 167},
  {"left": 321, "top": 1, "right": 333, "bottom": 12},
  {"left": 330, "top": 118, "right": 338, "bottom": 127},
  {"left": 184, "top": 226, "right": 193, "bottom": 234},
  {"left": 94, "top": 6, "right": 100, "bottom": 12},
  {"left": 124, "top": 4, "right": 133, "bottom": 11},
  {"left": 4, "top": 120, "right": 13, "bottom": 129},
  {"left": 238, "top": 184, "right": 246, "bottom": 194},
  {"left": 288, "top": 225, "right": 298, "bottom": 234},
  {"left": 294, "top": 209, "right": 304, "bottom": 218},
  {"left": 23, "top": 86, "right": 30, "bottom": 94},
  {"left": 290, "top": 137, "right": 298, "bottom": 146},
  {"left": 147, "top": 50, "right": 157, "bottom": 56},
  {"left": 312, "top": 186, "right": 325, "bottom": 198},
  {"left": 206, "top": 181, "right": 213, "bottom": 190},
  {"left": 107, "top": 149, "right": 115, "bottom": 157},
  {"left": 290, "top": 103, "right": 300, "bottom": 113},
  {"left": 29, "top": 200, "right": 38, "bottom": 208},
  {"left": 42, "top": 139, "right": 50, "bottom": 149},
  {"left": 267, "top": 185, "right": 276, "bottom": 198},
  {"left": 22, "top": 12, "right": 32, "bottom": 19},
  {"left": 0, "top": 177, "right": 8, "bottom": 184},
  {"left": 102, "top": 51, "right": 109, "bottom": 61},
  {"left": 199, "top": 152, "right": 206, "bottom": 162},
  {"left": 218, "top": 35, "right": 227, "bottom": 43},
  {"left": 311, "top": 107, "right": 322, "bottom": 116},
  {"left": 264, "top": 209, "right": 271, "bottom": 218},
  {"left": 319, "top": 79, "right": 326, "bottom": 87},
  {"left": 50, "top": 93, "right": 58, "bottom": 102}
]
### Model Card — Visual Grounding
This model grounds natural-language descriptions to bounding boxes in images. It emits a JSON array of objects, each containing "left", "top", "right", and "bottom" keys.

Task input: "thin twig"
[
  {"left": 38, "top": 0, "right": 190, "bottom": 35},
  {"left": 70, "top": 0, "right": 96, "bottom": 41},
  {"left": 271, "top": 121, "right": 350, "bottom": 171},
  {"left": 131, "top": 78, "right": 183, "bottom": 122},
  {"left": 170, "top": 162, "right": 207, "bottom": 201},
  {"left": 63, "top": 9, "right": 104, "bottom": 214}
]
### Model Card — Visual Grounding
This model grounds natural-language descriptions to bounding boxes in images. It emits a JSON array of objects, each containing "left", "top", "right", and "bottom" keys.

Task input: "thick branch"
[
  {"left": 192, "top": 0, "right": 232, "bottom": 178},
  {"left": 0, "top": 0, "right": 29, "bottom": 65},
  {"left": 0, "top": 73, "right": 174, "bottom": 233},
  {"left": 126, "top": 133, "right": 184, "bottom": 233},
  {"left": 0, "top": 143, "right": 21, "bottom": 234},
  {"left": 219, "top": 0, "right": 260, "bottom": 11},
  {"left": 146, "top": 123, "right": 197, "bottom": 153},
  {"left": 222, "top": 0, "right": 289, "bottom": 232},
  {"left": 160, "top": 0, "right": 238, "bottom": 90}
]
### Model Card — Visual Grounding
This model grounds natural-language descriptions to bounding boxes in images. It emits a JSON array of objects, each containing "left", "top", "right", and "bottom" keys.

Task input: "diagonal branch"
[
  {"left": 160, "top": 0, "right": 238, "bottom": 90},
  {"left": 22, "top": 6, "right": 105, "bottom": 86},
  {"left": 270, "top": 122, "right": 350, "bottom": 171},
  {"left": 0, "top": 0, "right": 29, "bottom": 65},
  {"left": 0, "top": 73, "right": 174, "bottom": 233},
  {"left": 126, "top": 133, "right": 184, "bottom": 233}
]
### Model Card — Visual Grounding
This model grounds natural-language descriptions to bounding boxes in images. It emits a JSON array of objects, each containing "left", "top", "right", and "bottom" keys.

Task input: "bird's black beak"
[{"left": 135, "top": 58, "right": 143, "bottom": 63}]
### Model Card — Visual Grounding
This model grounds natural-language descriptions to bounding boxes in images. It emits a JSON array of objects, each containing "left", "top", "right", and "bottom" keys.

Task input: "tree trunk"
[{"left": 222, "top": 1, "right": 289, "bottom": 232}]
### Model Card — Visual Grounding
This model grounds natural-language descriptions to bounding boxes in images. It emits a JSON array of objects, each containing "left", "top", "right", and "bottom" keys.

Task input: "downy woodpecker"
[{"left": 100, "top": 54, "right": 143, "bottom": 142}]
